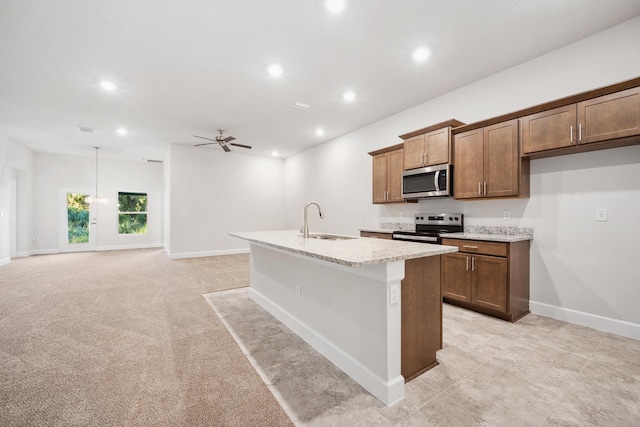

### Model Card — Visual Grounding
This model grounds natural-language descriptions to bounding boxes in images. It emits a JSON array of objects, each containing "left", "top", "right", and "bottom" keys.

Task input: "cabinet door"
[
  {"left": 521, "top": 105, "right": 576, "bottom": 154},
  {"left": 441, "top": 253, "right": 471, "bottom": 303},
  {"left": 578, "top": 87, "right": 640, "bottom": 145},
  {"left": 471, "top": 255, "right": 508, "bottom": 313},
  {"left": 403, "top": 135, "right": 425, "bottom": 170},
  {"left": 372, "top": 153, "right": 388, "bottom": 203},
  {"left": 386, "top": 149, "right": 405, "bottom": 202},
  {"left": 453, "top": 128, "right": 484, "bottom": 199},
  {"left": 484, "top": 119, "right": 519, "bottom": 198},
  {"left": 424, "top": 127, "right": 450, "bottom": 166}
]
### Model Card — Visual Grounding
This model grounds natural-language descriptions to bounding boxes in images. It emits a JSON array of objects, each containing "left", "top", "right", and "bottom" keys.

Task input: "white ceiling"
[{"left": 1, "top": 0, "right": 639, "bottom": 162}]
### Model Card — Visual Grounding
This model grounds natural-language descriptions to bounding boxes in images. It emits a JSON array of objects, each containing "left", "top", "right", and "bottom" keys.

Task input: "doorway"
[{"left": 60, "top": 190, "right": 97, "bottom": 252}]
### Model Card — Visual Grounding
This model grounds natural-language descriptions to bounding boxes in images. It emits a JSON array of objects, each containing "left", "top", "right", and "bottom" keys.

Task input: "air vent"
[
  {"left": 77, "top": 126, "right": 97, "bottom": 133},
  {"left": 146, "top": 159, "right": 163, "bottom": 163},
  {"left": 290, "top": 101, "right": 311, "bottom": 110}
]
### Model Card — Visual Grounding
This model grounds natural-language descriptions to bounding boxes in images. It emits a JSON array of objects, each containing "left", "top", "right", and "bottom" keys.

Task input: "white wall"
[
  {"left": 284, "top": 17, "right": 640, "bottom": 337},
  {"left": 33, "top": 152, "right": 164, "bottom": 253},
  {"left": 166, "top": 144, "right": 285, "bottom": 258},
  {"left": 0, "top": 136, "right": 34, "bottom": 264}
]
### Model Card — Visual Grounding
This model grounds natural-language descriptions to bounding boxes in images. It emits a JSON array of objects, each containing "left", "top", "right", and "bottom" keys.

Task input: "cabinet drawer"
[
  {"left": 360, "top": 231, "right": 393, "bottom": 240},
  {"left": 441, "top": 238, "right": 507, "bottom": 257}
]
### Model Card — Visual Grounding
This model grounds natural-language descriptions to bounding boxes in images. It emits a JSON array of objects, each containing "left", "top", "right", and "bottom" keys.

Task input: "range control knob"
[{"left": 449, "top": 216, "right": 453, "bottom": 220}]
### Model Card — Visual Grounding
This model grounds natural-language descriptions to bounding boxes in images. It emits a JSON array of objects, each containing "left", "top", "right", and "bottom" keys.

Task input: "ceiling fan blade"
[
  {"left": 223, "top": 136, "right": 236, "bottom": 143},
  {"left": 230, "top": 143, "right": 252, "bottom": 149},
  {"left": 221, "top": 144, "right": 231, "bottom": 152},
  {"left": 194, "top": 142, "right": 216, "bottom": 146},
  {"left": 193, "top": 135, "right": 218, "bottom": 142}
]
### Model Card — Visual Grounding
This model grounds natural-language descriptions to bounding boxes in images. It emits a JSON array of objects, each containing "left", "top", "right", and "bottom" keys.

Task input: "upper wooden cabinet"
[
  {"left": 400, "top": 119, "right": 464, "bottom": 170},
  {"left": 521, "top": 86, "right": 640, "bottom": 155},
  {"left": 453, "top": 119, "right": 529, "bottom": 200},
  {"left": 370, "top": 145, "right": 405, "bottom": 204}
]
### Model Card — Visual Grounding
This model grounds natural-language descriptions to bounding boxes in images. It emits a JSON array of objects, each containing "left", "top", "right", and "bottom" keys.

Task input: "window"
[{"left": 118, "top": 192, "right": 148, "bottom": 234}]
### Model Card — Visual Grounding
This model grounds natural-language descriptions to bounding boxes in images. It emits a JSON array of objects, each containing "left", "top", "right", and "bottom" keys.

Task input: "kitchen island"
[{"left": 229, "top": 230, "right": 457, "bottom": 406}]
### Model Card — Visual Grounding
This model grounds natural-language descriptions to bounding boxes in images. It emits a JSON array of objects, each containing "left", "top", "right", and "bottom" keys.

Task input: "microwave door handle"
[{"left": 434, "top": 170, "right": 440, "bottom": 191}]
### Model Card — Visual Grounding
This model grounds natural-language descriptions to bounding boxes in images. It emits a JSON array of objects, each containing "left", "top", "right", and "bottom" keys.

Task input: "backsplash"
[
  {"left": 464, "top": 225, "right": 534, "bottom": 237},
  {"left": 380, "top": 222, "right": 415, "bottom": 231}
]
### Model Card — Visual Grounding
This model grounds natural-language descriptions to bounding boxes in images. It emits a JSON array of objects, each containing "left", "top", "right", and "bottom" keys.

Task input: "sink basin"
[{"left": 306, "top": 233, "right": 357, "bottom": 241}]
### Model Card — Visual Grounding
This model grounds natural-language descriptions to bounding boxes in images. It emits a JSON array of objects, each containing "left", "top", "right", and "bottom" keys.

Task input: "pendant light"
[{"left": 85, "top": 146, "right": 108, "bottom": 204}]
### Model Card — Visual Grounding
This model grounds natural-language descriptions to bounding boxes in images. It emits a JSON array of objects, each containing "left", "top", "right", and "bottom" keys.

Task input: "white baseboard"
[
  {"left": 97, "top": 243, "right": 163, "bottom": 251},
  {"left": 0, "top": 257, "right": 10, "bottom": 266},
  {"left": 530, "top": 300, "right": 640, "bottom": 341},
  {"left": 31, "top": 249, "right": 59, "bottom": 255},
  {"left": 249, "top": 287, "right": 404, "bottom": 407},
  {"left": 15, "top": 251, "right": 32, "bottom": 258},
  {"left": 168, "top": 248, "right": 249, "bottom": 260}
]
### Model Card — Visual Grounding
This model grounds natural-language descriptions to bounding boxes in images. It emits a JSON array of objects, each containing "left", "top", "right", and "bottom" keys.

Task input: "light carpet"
[{"left": 0, "top": 249, "right": 292, "bottom": 427}]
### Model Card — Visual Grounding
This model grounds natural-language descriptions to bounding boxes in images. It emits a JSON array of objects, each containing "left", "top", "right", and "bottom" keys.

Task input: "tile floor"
[{"left": 205, "top": 289, "right": 640, "bottom": 426}]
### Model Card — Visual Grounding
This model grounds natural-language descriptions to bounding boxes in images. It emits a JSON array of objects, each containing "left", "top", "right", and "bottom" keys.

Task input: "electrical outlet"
[
  {"left": 503, "top": 210, "right": 511, "bottom": 221},
  {"left": 595, "top": 208, "right": 608, "bottom": 222},
  {"left": 389, "top": 283, "right": 399, "bottom": 304},
  {"left": 295, "top": 286, "right": 301, "bottom": 299}
]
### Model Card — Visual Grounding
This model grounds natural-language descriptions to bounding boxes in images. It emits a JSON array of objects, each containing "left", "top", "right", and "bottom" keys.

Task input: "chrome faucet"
[{"left": 302, "top": 201, "right": 325, "bottom": 238}]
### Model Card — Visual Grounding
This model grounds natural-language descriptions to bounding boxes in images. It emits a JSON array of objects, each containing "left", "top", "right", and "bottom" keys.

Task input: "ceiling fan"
[{"left": 193, "top": 130, "right": 252, "bottom": 152}]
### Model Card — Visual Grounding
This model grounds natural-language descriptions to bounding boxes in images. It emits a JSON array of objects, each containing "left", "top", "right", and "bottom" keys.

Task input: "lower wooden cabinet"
[
  {"left": 360, "top": 231, "right": 442, "bottom": 380},
  {"left": 441, "top": 238, "right": 530, "bottom": 321},
  {"left": 359, "top": 231, "right": 393, "bottom": 240},
  {"left": 401, "top": 255, "right": 442, "bottom": 381}
]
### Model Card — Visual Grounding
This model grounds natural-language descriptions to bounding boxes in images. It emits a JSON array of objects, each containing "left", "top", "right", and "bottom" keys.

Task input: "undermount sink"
[{"left": 306, "top": 233, "right": 357, "bottom": 241}]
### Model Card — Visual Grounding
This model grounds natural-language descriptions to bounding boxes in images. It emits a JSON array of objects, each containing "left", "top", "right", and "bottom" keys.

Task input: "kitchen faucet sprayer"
[{"left": 302, "top": 201, "right": 325, "bottom": 238}]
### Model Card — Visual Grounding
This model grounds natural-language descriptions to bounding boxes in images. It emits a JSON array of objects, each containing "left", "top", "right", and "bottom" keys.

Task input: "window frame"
[{"left": 117, "top": 191, "right": 149, "bottom": 235}]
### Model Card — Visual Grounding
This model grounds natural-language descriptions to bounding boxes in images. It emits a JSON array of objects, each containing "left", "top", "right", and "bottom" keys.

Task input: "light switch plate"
[
  {"left": 595, "top": 208, "right": 608, "bottom": 222},
  {"left": 503, "top": 210, "right": 511, "bottom": 221}
]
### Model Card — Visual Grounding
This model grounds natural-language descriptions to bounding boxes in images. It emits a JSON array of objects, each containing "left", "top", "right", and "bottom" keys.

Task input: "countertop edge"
[
  {"left": 230, "top": 231, "right": 458, "bottom": 267},
  {"left": 441, "top": 233, "right": 533, "bottom": 242}
]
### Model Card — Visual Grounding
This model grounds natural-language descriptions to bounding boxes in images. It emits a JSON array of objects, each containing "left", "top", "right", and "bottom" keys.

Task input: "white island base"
[{"left": 248, "top": 243, "right": 405, "bottom": 406}]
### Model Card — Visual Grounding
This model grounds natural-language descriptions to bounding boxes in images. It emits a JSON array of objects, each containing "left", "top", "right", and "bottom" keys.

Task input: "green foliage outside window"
[
  {"left": 67, "top": 193, "right": 89, "bottom": 243},
  {"left": 118, "top": 192, "right": 148, "bottom": 234}
]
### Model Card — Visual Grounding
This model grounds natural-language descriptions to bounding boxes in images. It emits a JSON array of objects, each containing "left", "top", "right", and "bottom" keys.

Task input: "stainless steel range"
[{"left": 392, "top": 213, "right": 463, "bottom": 244}]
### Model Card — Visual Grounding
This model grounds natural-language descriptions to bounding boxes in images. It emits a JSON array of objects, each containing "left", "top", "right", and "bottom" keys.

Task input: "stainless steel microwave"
[{"left": 402, "top": 163, "right": 452, "bottom": 199}]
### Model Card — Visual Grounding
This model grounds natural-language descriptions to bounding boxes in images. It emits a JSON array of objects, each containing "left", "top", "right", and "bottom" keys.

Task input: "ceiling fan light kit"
[{"left": 193, "top": 130, "right": 252, "bottom": 153}]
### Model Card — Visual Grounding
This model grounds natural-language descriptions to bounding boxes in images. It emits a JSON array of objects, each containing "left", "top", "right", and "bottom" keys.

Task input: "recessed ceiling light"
[
  {"left": 326, "top": 0, "right": 345, "bottom": 13},
  {"left": 268, "top": 64, "right": 283, "bottom": 77},
  {"left": 271, "top": 150, "right": 279, "bottom": 157},
  {"left": 315, "top": 128, "right": 325, "bottom": 136},
  {"left": 116, "top": 128, "right": 128, "bottom": 136},
  {"left": 412, "top": 47, "right": 431, "bottom": 63},
  {"left": 342, "top": 91, "right": 356, "bottom": 102},
  {"left": 100, "top": 80, "right": 117, "bottom": 91}
]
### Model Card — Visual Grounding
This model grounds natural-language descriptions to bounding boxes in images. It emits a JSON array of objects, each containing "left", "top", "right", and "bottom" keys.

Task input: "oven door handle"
[{"left": 392, "top": 234, "right": 439, "bottom": 243}]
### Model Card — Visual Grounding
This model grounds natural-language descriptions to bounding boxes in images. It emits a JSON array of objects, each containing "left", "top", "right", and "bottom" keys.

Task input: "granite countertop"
[
  {"left": 442, "top": 226, "right": 534, "bottom": 243},
  {"left": 229, "top": 230, "right": 457, "bottom": 268}
]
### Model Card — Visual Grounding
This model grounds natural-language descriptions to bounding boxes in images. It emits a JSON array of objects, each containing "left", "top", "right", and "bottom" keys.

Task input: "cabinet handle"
[
  {"left": 570, "top": 125, "right": 574, "bottom": 143},
  {"left": 484, "top": 181, "right": 487, "bottom": 195},
  {"left": 424, "top": 152, "right": 428, "bottom": 165},
  {"left": 472, "top": 257, "right": 476, "bottom": 271},
  {"left": 579, "top": 123, "right": 582, "bottom": 142},
  {"left": 478, "top": 182, "right": 482, "bottom": 196},
  {"left": 466, "top": 256, "right": 469, "bottom": 271},
  {"left": 463, "top": 245, "right": 478, "bottom": 250}
]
